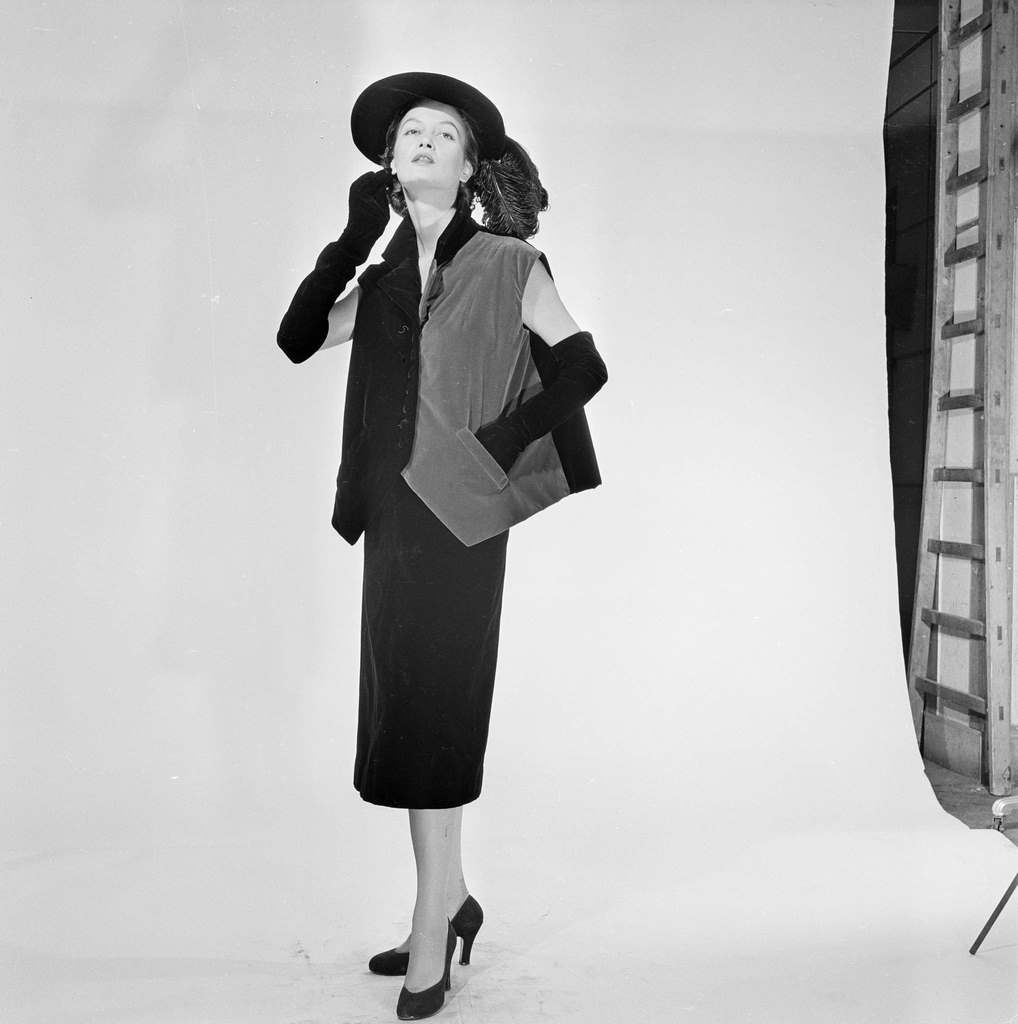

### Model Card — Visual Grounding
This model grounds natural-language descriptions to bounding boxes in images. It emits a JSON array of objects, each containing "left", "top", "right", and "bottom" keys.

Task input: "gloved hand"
[
  {"left": 336, "top": 168, "right": 393, "bottom": 264},
  {"left": 475, "top": 330, "right": 607, "bottom": 473},
  {"left": 277, "top": 169, "right": 392, "bottom": 363},
  {"left": 474, "top": 419, "right": 524, "bottom": 474}
]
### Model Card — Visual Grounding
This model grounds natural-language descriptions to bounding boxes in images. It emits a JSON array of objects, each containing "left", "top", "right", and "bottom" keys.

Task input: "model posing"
[{"left": 277, "top": 72, "right": 607, "bottom": 1020}]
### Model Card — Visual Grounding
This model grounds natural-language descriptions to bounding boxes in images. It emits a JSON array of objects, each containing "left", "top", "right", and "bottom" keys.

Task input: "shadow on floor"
[{"left": 925, "top": 758, "right": 1018, "bottom": 846}]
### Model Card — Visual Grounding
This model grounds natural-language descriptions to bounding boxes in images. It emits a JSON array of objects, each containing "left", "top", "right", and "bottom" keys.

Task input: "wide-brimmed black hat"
[{"left": 350, "top": 72, "right": 506, "bottom": 165}]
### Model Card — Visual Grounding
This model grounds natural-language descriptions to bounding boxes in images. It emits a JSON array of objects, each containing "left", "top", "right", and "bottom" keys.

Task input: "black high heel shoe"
[
  {"left": 369, "top": 894, "right": 484, "bottom": 975},
  {"left": 395, "top": 918, "right": 456, "bottom": 1021},
  {"left": 451, "top": 894, "right": 483, "bottom": 965}
]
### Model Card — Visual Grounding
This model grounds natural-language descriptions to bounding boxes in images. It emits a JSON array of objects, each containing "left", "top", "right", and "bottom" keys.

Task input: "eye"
[
  {"left": 441, "top": 131, "right": 455, "bottom": 140},
  {"left": 403, "top": 127, "right": 419, "bottom": 135}
]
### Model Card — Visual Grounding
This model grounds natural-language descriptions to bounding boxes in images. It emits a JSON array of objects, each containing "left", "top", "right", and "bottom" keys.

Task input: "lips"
[{"left": 411, "top": 154, "right": 434, "bottom": 163}]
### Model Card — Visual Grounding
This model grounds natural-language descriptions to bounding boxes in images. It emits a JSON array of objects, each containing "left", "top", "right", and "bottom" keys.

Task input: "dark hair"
[{"left": 382, "top": 101, "right": 547, "bottom": 239}]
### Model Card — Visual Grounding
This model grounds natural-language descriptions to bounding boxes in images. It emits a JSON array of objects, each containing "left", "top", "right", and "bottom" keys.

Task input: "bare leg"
[
  {"left": 445, "top": 805, "right": 470, "bottom": 914},
  {"left": 393, "top": 804, "right": 470, "bottom": 955},
  {"left": 403, "top": 805, "right": 457, "bottom": 993}
]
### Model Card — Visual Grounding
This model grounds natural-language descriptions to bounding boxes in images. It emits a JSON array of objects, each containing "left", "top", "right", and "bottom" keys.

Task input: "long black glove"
[
  {"left": 277, "top": 169, "right": 392, "bottom": 363},
  {"left": 475, "top": 330, "right": 607, "bottom": 472}
]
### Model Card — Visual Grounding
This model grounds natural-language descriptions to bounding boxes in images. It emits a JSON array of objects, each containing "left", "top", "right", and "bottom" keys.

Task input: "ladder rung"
[
  {"left": 915, "top": 675, "right": 988, "bottom": 716},
  {"left": 945, "top": 239, "right": 986, "bottom": 265},
  {"left": 927, "top": 539, "right": 986, "bottom": 560},
  {"left": 938, "top": 391, "right": 984, "bottom": 411},
  {"left": 947, "top": 10, "right": 993, "bottom": 48},
  {"left": 921, "top": 608, "right": 987, "bottom": 638},
  {"left": 956, "top": 216, "right": 982, "bottom": 235},
  {"left": 946, "top": 164, "right": 989, "bottom": 193},
  {"left": 941, "top": 317, "right": 984, "bottom": 339},
  {"left": 933, "top": 466, "right": 985, "bottom": 483},
  {"left": 947, "top": 87, "right": 991, "bottom": 122}
]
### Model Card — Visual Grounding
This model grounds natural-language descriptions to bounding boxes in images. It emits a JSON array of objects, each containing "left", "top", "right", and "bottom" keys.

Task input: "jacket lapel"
[
  {"left": 373, "top": 218, "right": 418, "bottom": 322},
  {"left": 374, "top": 209, "right": 479, "bottom": 323}
]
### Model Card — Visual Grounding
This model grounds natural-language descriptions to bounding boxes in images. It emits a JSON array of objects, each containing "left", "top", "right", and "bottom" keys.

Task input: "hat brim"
[{"left": 350, "top": 72, "right": 506, "bottom": 165}]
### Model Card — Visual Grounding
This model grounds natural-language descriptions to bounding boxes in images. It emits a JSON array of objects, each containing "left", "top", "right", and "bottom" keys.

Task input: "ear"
[{"left": 461, "top": 158, "right": 475, "bottom": 183}]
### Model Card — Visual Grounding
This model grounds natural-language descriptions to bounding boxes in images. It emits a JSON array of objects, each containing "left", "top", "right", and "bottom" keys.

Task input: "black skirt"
[{"left": 353, "top": 469, "right": 510, "bottom": 809}]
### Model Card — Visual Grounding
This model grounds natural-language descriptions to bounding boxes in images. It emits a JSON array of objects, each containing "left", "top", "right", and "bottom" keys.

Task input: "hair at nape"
[{"left": 382, "top": 102, "right": 548, "bottom": 240}]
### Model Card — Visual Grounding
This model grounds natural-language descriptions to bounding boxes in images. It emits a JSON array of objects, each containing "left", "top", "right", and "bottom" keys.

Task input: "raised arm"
[
  {"left": 476, "top": 258, "right": 607, "bottom": 472},
  {"left": 277, "top": 169, "right": 390, "bottom": 363}
]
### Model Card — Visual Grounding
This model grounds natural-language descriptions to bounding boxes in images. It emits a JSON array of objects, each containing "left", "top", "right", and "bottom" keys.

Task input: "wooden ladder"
[{"left": 907, "top": 0, "right": 1017, "bottom": 796}]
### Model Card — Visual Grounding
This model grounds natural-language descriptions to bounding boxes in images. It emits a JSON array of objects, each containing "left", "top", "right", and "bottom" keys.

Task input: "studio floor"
[{"left": 6, "top": 781, "right": 1018, "bottom": 1024}]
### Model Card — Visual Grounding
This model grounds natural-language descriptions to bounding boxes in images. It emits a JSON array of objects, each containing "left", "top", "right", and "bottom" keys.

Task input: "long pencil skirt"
[{"left": 353, "top": 472, "right": 510, "bottom": 808}]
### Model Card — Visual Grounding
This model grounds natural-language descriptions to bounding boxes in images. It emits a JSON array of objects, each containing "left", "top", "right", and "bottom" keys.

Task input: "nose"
[{"left": 417, "top": 136, "right": 434, "bottom": 149}]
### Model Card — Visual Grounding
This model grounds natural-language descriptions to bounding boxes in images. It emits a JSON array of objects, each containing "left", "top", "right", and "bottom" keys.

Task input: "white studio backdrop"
[{"left": 6, "top": 2, "right": 1018, "bottom": 1021}]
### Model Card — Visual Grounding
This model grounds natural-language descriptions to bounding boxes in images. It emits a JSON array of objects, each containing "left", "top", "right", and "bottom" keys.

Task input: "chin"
[{"left": 400, "top": 175, "right": 459, "bottom": 202}]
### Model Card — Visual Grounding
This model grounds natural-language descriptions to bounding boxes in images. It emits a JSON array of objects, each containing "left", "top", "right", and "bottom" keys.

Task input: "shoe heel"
[
  {"left": 450, "top": 894, "right": 484, "bottom": 966},
  {"left": 458, "top": 921, "right": 480, "bottom": 965}
]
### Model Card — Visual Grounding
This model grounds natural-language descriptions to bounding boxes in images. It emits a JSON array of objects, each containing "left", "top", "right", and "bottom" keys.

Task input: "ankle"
[
  {"left": 446, "top": 880, "right": 469, "bottom": 907},
  {"left": 411, "top": 905, "right": 450, "bottom": 934}
]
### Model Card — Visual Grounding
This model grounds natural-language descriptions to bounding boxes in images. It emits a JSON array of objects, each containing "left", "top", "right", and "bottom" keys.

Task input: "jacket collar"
[
  {"left": 376, "top": 206, "right": 479, "bottom": 322},
  {"left": 381, "top": 205, "right": 479, "bottom": 269}
]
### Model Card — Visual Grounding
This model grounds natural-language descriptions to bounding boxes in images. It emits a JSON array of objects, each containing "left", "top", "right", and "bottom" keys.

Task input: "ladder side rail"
[
  {"left": 984, "top": 0, "right": 1016, "bottom": 795},
  {"left": 908, "top": 0, "right": 964, "bottom": 738}
]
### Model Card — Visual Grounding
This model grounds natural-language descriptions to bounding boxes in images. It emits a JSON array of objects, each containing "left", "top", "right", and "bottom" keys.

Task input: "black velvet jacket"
[{"left": 330, "top": 209, "right": 604, "bottom": 546}]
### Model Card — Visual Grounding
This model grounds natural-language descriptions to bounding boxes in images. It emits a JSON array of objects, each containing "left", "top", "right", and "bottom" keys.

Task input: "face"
[{"left": 390, "top": 101, "right": 474, "bottom": 199}]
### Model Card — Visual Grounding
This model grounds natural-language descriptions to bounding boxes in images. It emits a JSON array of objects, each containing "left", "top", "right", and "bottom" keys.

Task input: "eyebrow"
[{"left": 401, "top": 117, "right": 460, "bottom": 131}]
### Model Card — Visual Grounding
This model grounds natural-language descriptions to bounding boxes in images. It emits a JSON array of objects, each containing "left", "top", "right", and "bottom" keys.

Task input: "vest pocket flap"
[{"left": 455, "top": 426, "right": 509, "bottom": 492}]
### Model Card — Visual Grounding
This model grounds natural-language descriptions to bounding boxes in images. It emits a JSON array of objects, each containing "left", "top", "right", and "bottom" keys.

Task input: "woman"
[{"left": 277, "top": 72, "right": 607, "bottom": 1020}]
